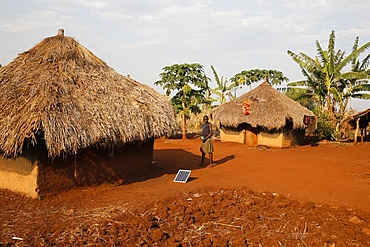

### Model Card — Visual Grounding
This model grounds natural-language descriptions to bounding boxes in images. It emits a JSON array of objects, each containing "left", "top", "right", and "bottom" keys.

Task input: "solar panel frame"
[{"left": 173, "top": 169, "right": 191, "bottom": 183}]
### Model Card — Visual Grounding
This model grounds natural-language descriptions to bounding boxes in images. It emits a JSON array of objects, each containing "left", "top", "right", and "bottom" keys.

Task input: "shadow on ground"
[{"left": 123, "top": 148, "right": 203, "bottom": 184}]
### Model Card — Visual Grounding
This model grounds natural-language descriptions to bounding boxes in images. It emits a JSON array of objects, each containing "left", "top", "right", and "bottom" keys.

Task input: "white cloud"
[{"left": 1, "top": 0, "right": 370, "bottom": 109}]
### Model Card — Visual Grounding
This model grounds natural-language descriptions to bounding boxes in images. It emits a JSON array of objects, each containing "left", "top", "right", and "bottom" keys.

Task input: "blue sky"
[{"left": 1, "top": 0, "right": 369, "bottom": 110}]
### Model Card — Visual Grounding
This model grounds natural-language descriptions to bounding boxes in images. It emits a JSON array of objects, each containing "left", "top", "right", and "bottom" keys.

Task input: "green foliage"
[
  {"left": 334, "top": 37, "right": 370, "bottom": 115},
  {"left": 155, "top": 63, "right": 210, "bottom": 138},
  {"left": 314, "top": 110, "right": 338, "bottom": 141},
  {"left": 287, "top": 30, "right": 370, "bottom": 122},
  {"left": 210, "top": 65, "right": 235, "bottom": 106},
  {"left": 155, "top": 63, "right": 211, "bottom": 115},
  {"left": 228, "top": 69, "right": 288, "bottom": 97},
  {"left": 230, "top": 69, "right": 289, "bottom": 87},
  {"left": 285, "top": 87, "right": 317, "bottom": 111}
]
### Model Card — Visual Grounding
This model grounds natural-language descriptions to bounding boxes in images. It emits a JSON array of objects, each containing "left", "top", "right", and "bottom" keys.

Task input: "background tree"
[
  {"left": 229, "top": 69, "right": 288, "bottom": 96},
  {"left": 287, "top": 30, "right": 370, "bottom": 134},
  {"left": 155, "top": 63, "right": 210, "bottom": 139},
  {"left": 285, "top": 87, "right": 317, "bottom": 111},
  {"left": 334, "top": 36, "right": 370, "bottom": 118},
  {"left": 210, "top": 65, "right": 235, "bottom": 106}
]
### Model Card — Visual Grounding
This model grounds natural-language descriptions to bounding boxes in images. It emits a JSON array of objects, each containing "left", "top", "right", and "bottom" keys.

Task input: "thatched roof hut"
[
  {"left": 0, "top": 29, "right": 176, "bottom": 197},
  {"left": 343, "top": 108, "right": 370, "bottom": 128},
  {"left": 0, "top": 29, "right": 176, "bottom": 158},
  {"left": 212, "top": 81, "right": 316, "bottom": 147},
  {"left": 340, "top": 108, "right": 370, "bottom": 143}
]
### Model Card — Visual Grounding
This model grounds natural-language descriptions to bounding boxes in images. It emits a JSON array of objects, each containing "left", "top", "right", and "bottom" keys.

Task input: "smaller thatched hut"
[
  {"left": 212, "top": 81, "right": 316, "bottom": 148},
  {"left": 340, "top": 108, "right": 370, "bottom": 144},
  {"left": 0, "top": 29, "right": 176, "bottom": 198}
]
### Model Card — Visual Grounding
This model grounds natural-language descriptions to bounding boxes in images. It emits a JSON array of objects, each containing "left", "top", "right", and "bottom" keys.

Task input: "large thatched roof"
[
  {"left": 0, "top": 29, "right": 176, "bottom": 158},
  {"left": 212, "top": 81, "right": 315, "bottom": 130}
]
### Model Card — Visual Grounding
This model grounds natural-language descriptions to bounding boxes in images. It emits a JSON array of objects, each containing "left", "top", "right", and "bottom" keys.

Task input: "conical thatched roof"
[
  {"left": 0, "top": 29, "right": 176, "bottom": 158},
  {"left": 212, "top": 81, "right": 315, "bottom": 130}
]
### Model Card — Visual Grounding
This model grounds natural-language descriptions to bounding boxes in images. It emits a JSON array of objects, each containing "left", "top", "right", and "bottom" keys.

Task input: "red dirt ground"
[{"left": 1, "top": 138, "right": 370, "bottom": 246}]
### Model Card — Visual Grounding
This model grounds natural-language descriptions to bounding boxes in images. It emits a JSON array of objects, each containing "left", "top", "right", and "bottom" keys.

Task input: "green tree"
[
  {"left": 229, "top": 69, "right": 288, "bottom": 95},
  {"left": 210, "top": 65, "right": 235, "bottom": 106},
  {"left": 285, "top": 87, "right": 317, "bottom": 111},
  {"left": 155, "top": 63, "right": 210, "bottom": 139},
  {"left": 287, "top": 30, "right": 370, "bottom": 121},
  {"left": 334, "top": 36, "right": 370, "bottom": 119}
]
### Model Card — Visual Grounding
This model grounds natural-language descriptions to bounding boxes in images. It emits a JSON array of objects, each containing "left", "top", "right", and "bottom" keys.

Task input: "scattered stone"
[
  {"left": 362, "top": 228, "right": 370, "bottom": 235},
  {"left": 349, "top": 216, "right": 362, "bottom": 224}
]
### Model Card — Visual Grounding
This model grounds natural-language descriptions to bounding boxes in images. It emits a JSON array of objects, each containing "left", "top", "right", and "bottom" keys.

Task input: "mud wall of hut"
[
  {"left": 219, "top": 123, "right": 305, "bottom": 148},
  {"left": 220, "top": 128, "right": 245, "bottom": 144},
  {"left": 0, "top": 155, "right": 39, "bottom": 198},
  {"left": 0, "top": 139, "right": 155, "bottom": 198},
  {"left": 257, "top": 128, "right": 305, "bottom": 148},
  {"left": 220, "top": 124, "right": 258, "bottom": 146},
  {"left": 257, "top": 132, "right": 286, "bottom": 147}
]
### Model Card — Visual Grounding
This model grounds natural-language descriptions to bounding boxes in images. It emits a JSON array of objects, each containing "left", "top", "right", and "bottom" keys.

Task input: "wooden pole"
[{"left": 354, "top": 118, "right": 360, "bottom": 145}]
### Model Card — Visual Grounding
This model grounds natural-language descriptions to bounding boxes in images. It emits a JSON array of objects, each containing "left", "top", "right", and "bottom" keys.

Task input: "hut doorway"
[
  {"left": 243, "top": 124, "right": 258, "bottom": 146},
  {"left": 220, "top": 123, "right": 257, "bottom": 146}
]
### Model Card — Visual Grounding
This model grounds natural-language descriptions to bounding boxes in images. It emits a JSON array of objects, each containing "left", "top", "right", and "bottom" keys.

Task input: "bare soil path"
[{"left": 1, "top": 138, "right": 370, "bottom": 246}]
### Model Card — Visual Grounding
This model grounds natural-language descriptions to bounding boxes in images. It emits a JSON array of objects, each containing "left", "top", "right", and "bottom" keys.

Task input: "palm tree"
[
  {"left": 335, "top": 36, "right": 370, "bottom": 116},
  {"left": 210, "top": 65, "right": 235, "bottom": 106},
  {"left": 287, "top": 30, "right": 370, "bottom": 120},
  {"left": 155, "top": 63, "right": 210, "bottom": 139}
]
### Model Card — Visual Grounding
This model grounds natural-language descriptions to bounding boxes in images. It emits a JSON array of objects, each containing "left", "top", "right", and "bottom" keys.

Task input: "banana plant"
[{"left": 210, "top": 65, "right": 235, "bottom": 106}]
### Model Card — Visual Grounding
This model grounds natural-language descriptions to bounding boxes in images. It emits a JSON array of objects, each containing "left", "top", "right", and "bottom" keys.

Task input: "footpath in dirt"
[{"left": 0, "top": 138, "right": 369, "bottom": 246}]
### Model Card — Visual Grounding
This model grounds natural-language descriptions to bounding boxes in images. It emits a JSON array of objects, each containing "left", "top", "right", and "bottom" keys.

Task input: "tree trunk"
[
  {"left": 326, "top": 92, "right": 333, "bottom": 118},
  {"left": 182, "top": 113, "right": 187, "bottom": 140},
  {"left": 354, "top": 118, "right": 360, "bottom": 145},
  {"left": 182, "top": 95, "right": 187, "bottom": 140}
]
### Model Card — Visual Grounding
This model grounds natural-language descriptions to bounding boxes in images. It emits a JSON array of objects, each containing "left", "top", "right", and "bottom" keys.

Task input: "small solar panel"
[{"left": 174, "top": 169, "right": 191, "bottom": 183}]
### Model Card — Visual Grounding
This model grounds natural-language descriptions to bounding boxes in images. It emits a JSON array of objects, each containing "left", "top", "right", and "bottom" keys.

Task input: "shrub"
[{"left": 314, "top": 110, "right": 338, "bottom": 141}]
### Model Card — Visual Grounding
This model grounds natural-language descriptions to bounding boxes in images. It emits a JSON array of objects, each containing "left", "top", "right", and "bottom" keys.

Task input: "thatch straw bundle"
[
  {"left": 212, "top": 81, "right": 315, "bottom": 130},
  {"left": 0, "top": 29, "right": 176, "bottom": 158}
]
